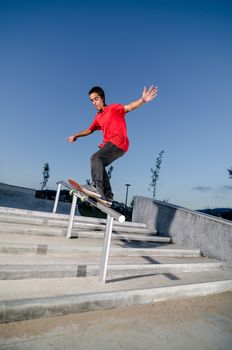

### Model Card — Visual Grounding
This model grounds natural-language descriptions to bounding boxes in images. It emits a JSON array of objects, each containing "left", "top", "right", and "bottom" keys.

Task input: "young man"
[{"left": 66, "top": 85, "right": 158, "bottom": 202}]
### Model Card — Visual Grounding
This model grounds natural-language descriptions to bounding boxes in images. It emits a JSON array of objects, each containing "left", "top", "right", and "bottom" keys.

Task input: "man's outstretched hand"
[
  {"left": 66, "top": 135, "right": 77, "bottom": 143},
  {"left": 142, "top": 85, "right": 158, "bottom": 103}
]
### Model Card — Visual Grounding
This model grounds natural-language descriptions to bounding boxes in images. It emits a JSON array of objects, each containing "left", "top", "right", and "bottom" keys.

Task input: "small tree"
[
  {"left": 41, "top": 162, "right": 50, "bottom": 190},
  {"left": 228, "top": 167, "right": 232, "bottom": 179},
  {"left": 149, "top": 150, "right": 164, "bottom": 199}
]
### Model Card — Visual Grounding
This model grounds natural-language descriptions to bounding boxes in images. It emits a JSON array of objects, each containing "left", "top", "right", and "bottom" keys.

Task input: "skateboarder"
[{"left": 66, "top": 85, "right": 158, "bottom": 202}]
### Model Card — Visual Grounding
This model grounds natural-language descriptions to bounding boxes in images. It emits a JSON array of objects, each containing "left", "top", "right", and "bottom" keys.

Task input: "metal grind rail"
[{"left": 53, "top": 180, "right": 125, "bottom": 284}]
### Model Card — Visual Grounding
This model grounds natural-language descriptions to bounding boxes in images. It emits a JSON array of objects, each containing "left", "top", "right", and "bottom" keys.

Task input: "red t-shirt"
[{"left": 89, "top": 104, "right": 129, "bottom": 152}]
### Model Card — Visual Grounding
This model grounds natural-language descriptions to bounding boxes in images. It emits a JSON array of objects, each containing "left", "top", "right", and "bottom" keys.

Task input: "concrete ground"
[{"left": 0, "top": 292, "right": 231, "bottom": 350}]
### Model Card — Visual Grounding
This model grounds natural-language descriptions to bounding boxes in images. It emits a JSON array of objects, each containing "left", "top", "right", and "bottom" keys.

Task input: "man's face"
[{"left": 89, "top": 92, "right": 104, "bottom": 111}]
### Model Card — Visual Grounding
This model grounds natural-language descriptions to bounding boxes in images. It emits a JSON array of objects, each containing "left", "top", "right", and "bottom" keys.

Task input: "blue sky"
[{"left": 0, "top": 0, "right": 231, "bottom": 209}]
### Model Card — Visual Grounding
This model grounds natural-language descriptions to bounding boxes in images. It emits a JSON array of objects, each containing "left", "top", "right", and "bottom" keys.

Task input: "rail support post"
[
  {"left": 66, "top": 193, "right": 77, "bottom": 238},
  {"left": 98, "top": 214, "right": 114, "bottom": 284},
  {"left": 53, "top": 182, "right": 62, "bottom": 213}
]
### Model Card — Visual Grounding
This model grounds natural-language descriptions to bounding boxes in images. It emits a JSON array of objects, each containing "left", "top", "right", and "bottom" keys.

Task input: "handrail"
[
  {"left": 53, "top": 180, "right": 126, "bottom": 284},
  {"left": 54, "top": 180, "right": 125, "bottom": 223}
]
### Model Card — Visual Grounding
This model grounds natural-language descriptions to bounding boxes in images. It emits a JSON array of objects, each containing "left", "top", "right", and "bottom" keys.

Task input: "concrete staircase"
[{"left": 0, "top": 205, "right": 232, "bottom": 323}]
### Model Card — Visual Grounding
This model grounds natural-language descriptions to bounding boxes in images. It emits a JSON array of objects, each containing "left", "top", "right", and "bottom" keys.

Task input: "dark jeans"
[{"left": 91, "top": 142, "right": 125, "bottom": 198}]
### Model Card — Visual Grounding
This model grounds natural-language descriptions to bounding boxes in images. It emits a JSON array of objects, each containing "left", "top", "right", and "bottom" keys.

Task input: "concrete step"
[
  {"left": 0, "top": 245, "right": 199, "bottom": 257},
  {"left": 0, "top": 207, "right": 156, "bottom": 238},
  {"left": 1, "top": 270, "right": 232, "bottom": 323},
  {"left": 0, "top": 261, "right": 225, "bottom": 280},
  {"left": 0, "top": 212, "right": 150, "bottom": 231},
  {"left": 72, "top": 231, "right": 169, "bottom": 242},
  {"left": 0, "top": 234, "right": 199, "bottom": 257},
  {"left": 0, "top": 222, "right": 67, "bottom": 236},
  {"left": 0, "top": 254, "right": 218, "bottom": 266},
  {"left": 0, "top": 221, "right": 157, "bottom": 236},
  {"left": 0, "top": 229, "right": 165, "bottom": 245},
  {"left": 0, "top": 206, "right": 71, "bottom": 219},
  {"left": 0, "top": 206, "right": 147, "bottom": 229}
]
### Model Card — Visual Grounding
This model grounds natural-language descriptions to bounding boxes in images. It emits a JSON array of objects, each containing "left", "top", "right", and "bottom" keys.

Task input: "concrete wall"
[
  {"left": 0, "top": 183, "right": 79, "bottom": 215},
  {"left": 132, "top": 196, "right": 232, "bottom": 266}
]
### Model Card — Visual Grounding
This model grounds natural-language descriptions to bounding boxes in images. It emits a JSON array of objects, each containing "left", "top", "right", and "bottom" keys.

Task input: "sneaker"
[
  {"left": 81, "top": 184, "right": 114, "bottom": 205},
  {"left": 104, "top": 194, "right": 114, "bottom": 202}
]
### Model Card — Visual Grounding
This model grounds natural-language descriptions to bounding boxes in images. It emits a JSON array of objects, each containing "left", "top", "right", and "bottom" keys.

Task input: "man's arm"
[
  {"left": 66, "top": 128, "right": 93, "bottom": 143},
  {"left": 124, "top": 85, "right": 158, "bottom": 113}
]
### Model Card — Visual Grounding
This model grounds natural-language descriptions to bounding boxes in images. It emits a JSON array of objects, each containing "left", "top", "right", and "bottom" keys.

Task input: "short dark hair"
[{"left": 88, "top": 86, "right": 106, "bottom": 105}]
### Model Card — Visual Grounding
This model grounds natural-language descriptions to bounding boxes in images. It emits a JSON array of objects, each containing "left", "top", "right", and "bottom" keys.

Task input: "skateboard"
[{"left": 68, "top": 178, "right": 112, "bottom": 207}]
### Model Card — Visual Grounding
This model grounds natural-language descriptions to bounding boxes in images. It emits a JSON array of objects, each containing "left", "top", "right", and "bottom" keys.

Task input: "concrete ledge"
[
  {"left": 1, "top": 280, "right": 232, "bottom": 323},
  {"left": 132, "top": 197, "right": 232, "bottom": 266}
]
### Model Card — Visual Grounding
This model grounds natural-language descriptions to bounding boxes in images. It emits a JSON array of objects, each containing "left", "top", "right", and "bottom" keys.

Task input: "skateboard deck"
[{"left": 68, "top": 178, "right": 112, "bottom": 207}]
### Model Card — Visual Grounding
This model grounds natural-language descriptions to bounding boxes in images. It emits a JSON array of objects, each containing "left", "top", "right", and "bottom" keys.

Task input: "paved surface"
[{"left": 0, "top": 292, "right": 231, "bottom": 350}]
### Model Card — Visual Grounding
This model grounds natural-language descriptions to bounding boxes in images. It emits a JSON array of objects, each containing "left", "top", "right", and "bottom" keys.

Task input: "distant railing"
[{"left": 53, "top": 180, "right": 125, "bottom": 284}]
